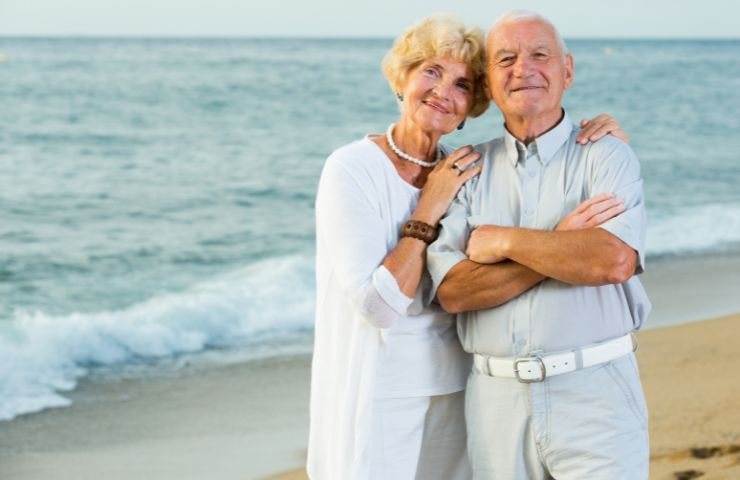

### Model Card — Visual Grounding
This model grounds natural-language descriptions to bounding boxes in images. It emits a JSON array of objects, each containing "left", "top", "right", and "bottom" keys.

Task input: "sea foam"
[
  {"left": 3, "top": 204, "right": 740, "bottom": 421},
  {"left": 0, "top": 254, "right": 315, "bottom": 421},
  {"left": 647, "top": 203, "right": 740, "bottom": 257}
]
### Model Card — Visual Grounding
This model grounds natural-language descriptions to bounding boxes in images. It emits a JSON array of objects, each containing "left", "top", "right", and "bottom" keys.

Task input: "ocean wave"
[
  {"left": 0, "top": 254, "right": 315, "bottom": 421},
  {"left": 3, "top": 203, "right": 740, "bottom": 421},
  {"left": 647, "top": 203, "right": 740, "bottom": 257}
]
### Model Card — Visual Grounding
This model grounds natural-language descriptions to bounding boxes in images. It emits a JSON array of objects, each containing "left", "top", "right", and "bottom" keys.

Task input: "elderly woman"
[{"left": 307, "top": 14, "right": 626, "bottom": 480}]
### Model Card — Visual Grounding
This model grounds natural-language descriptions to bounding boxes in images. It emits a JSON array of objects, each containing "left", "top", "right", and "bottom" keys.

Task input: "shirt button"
[
  {"left": 517, "top": 339, "right": 527, "bottom": 348},
  {"left": 525, "top": 208, "right": 533, "bottom": 215},
  {"left": 528, "top": 171, "right": 536, "bottom": 178}
]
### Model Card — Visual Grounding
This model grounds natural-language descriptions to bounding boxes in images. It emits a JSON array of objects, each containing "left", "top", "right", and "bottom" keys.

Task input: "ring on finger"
[{"left": 451, "top": 163, "right": 464, "bottom": 175}]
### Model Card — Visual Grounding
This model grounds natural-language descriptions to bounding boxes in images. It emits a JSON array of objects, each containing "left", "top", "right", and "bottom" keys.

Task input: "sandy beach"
[{"left": 1, "top": 254, "right": 739, "bottom": 480}]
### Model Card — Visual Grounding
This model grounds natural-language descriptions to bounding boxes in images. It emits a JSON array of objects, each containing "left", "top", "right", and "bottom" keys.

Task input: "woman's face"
[{"left": 400, "top": 57, "right": 474, "bottom": 135}]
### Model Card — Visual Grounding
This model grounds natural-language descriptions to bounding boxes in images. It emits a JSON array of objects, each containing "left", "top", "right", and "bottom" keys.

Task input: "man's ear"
[{"left": 564, "top": 53, "right": 574, "bottom": 90}]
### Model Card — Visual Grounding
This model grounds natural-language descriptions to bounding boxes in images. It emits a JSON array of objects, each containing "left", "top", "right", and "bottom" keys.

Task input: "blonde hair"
[{"left": 382, "top": 14, "right": 490, "bottom": 118}]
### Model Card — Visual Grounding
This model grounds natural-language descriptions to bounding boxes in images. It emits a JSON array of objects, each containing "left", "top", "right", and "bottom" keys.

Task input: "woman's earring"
[
  {"left": 457, "top": 120, "right": 466, "bottom": 130},
  {"left": 396, "top": 93, "right": 404, "bottom": 101}
]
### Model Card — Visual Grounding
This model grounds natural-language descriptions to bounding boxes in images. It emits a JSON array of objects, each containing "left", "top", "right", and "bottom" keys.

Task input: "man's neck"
[{"left": 504, "top": 108, "right": 565, "bottom": 145}]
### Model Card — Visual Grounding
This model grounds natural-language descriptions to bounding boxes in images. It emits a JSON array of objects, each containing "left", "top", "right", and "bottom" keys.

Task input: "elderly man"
[{"left": 427, "top": 10, "right": 650, "bottom": 480}]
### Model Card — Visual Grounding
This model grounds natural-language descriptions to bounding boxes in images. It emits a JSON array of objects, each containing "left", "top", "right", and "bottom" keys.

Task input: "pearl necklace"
[{"left": 386, "top": 123, "right": 442, "bottom": 168}]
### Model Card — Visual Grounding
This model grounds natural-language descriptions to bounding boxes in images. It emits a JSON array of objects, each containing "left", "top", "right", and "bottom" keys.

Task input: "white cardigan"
[{"left": 307, "top": 137, "right": 468, "bottom": 480}]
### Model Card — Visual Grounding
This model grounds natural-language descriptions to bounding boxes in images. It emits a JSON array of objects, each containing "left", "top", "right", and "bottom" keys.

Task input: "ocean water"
[{"left": 1, "top": 38, "right": 739, "bottom": 421}]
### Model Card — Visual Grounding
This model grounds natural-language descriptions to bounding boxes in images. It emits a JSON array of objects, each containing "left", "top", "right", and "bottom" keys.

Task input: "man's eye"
[
  {"left": 533, "top": 52, "right": 549, "bottom": 61},
  {"left": 497, "top": 57, "right": 515, "bottom": 67}
]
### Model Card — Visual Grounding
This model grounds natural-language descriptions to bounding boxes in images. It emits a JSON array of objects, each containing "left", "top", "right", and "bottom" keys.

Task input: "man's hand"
[
  {"left": 466, "top": 194, "right": 625, "bottom": 264},
  {"left": 556, "top": 193, "right": 624, "bottom": 231},
  {"left": 466, "top": 225, "right": 508, "bottom": 264}
]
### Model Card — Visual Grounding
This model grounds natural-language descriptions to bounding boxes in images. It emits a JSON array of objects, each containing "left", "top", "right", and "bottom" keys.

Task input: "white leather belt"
[{"left": 473, "top": 333, "right": 637, "bottom": 383}]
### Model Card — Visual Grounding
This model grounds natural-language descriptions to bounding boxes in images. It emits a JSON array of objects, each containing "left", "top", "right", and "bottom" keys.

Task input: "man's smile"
[{"left": 510, "top": 85, "right": 544, "bottom": 93}]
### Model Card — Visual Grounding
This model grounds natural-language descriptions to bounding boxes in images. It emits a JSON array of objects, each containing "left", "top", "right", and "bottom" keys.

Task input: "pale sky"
[{"left": 0, "top": 0, "right": 738, "bottom": 38}]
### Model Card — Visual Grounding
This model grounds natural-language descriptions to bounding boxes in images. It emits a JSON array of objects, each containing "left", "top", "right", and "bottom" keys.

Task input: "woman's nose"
[{"left": 432, "top": 80, "right": 453, "bottom": 99}]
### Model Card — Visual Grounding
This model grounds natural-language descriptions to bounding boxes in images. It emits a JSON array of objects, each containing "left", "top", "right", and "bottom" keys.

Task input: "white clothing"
[
  {"left": 369, "top": 392, "right": 470, "bottom": 480},
  {"left": 428, "top": 113, "right": 650, "bottom": 478},
  {"left": 466, "top": 354, "right": 648, "bottom": 479},
  {"left": 307, "top": 137, "right": 470, "bottom": 480},
  {"left": 428, "top": 113, "right": 650, "bottom": 357}
]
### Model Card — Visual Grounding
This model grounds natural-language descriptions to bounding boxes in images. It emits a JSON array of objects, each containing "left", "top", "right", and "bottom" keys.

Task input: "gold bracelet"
[{"left": 400, "top": 220, "right": 438, "bottom": 244}]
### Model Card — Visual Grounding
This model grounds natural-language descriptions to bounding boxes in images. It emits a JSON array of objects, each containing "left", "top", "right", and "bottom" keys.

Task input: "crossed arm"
[{"left": 435, "top": 195, "right": 638, "bottom": 314}]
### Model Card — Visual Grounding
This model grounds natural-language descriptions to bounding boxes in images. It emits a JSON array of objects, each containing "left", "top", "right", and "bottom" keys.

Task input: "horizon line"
[{"left": 1, "top": 34, "right": 739, "bottom": 41}]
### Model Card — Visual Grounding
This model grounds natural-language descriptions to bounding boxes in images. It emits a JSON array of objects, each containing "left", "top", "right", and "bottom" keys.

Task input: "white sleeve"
[{"left": 316, "top": 151, "right": 413, "bottom": 328}]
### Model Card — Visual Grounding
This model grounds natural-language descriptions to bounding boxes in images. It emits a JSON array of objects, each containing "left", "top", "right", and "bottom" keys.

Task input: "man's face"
[{"left": 486, "top": 19, "right": 574, "bottom": 121}]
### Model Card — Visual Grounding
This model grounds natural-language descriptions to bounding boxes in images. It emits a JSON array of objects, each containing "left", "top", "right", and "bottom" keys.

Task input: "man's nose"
[{"left": 513, "top": 57, "right": 534, "bottom": 77}]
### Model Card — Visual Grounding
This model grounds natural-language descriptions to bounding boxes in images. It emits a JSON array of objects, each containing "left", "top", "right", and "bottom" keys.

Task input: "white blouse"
[{"left": 307, "top": 137, "right": 470, "bottom": 480}]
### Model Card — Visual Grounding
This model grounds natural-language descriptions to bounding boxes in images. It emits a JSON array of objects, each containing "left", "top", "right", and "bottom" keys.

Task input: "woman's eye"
[{"left": 456, "top": 82, "right": 471, "bottom": 92}]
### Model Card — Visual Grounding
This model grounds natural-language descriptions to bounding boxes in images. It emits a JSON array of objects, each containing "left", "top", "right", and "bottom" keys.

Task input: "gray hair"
[{"left": 489, "top": 9, "right": 568, "bottom": 55}]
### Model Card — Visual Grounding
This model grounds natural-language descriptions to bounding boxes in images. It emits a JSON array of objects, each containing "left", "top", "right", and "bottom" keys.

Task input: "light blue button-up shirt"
[{"left": 427, "top": 112, "right": 651, "bottom": 357}]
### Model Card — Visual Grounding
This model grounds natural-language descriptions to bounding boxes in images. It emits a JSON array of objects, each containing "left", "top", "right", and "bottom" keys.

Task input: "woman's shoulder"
[
  {"left": 317, "top": 137, "right": 388, "bottom": 205},
  {"left": 330, "top": 135, "right": 380, "bottom": 158},
  {"left": 325, "top": 136, "right": 386, "bottom": 175}
]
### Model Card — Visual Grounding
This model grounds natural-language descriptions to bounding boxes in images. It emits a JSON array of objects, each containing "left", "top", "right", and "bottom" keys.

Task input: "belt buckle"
[{"left": 514, "top": 357, "right": 546, "bottom": 383}]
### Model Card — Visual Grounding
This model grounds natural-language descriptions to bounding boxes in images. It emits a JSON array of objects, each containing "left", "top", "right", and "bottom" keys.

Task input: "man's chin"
[{"left": 504, "top": 104, "right": 543, "bottom": 119}]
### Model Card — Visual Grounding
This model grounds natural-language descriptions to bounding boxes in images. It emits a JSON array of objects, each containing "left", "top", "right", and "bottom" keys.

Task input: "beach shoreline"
[{"left": 1, "top": 254, "right": 739, "bottom": 480}]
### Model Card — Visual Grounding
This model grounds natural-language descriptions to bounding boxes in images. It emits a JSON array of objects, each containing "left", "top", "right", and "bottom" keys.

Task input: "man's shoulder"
[
  {"left": 569, "top": 131, "right": 641, "bottom": 181},
  {"left": 574, "top": 131, "right": 636, "bottom": 161},
  {"left": 474, "top": 137, "right": 506, "bottom": 157}
]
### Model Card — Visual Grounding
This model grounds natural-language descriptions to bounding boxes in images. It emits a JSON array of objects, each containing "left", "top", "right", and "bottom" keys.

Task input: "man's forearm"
[
  {"left": 436, "top": 259, "right": 545, "bottom": 314},
  {"left": 498, "top": 227, "right": 636, "bottom": 285}
]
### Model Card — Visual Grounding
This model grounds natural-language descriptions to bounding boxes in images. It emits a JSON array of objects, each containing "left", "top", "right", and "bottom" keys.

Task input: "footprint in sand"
[
  {"left": 673, "top": 470, "right": 704, "bottom": 480},
  {"left": 670, "top": 444, "right": 740, "bottom": 479},
  {"left": 668, "top": 443, "right": 740, "bottom": 462}
]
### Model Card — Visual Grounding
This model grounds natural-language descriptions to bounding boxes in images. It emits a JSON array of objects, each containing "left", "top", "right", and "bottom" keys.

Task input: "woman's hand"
[
  {"left": 412, "top": 145, "right": 481, "bottom": 225},
  {"left": 576, "top": 114, "right": 629, "bottom": 144},
  {"left": 556, "top": 193, "right": 624, "bottom": 231}
]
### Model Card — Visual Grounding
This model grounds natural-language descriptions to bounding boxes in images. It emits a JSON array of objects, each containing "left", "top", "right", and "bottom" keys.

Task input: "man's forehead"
[{"left": 488, "top": 19, "right": 559, "bottom": 51}]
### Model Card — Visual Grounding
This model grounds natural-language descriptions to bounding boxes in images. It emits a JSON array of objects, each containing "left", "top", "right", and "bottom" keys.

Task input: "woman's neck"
[{"left": 392, "top": 120, "right": 441, "bottom": 162}]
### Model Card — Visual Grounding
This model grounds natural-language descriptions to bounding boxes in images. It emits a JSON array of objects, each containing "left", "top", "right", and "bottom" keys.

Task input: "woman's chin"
[{"left": 414, "top": 119, "right": 458, "bottom": 136}]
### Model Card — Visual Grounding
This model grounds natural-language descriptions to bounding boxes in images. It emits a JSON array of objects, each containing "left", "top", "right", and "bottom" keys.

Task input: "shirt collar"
[{"left": 502, "top": 110, "right": 573, "bottom": 166}]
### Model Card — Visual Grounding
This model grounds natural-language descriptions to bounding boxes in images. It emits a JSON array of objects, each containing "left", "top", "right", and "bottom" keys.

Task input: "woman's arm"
[
  {"left": 316, "top": 144, "right": 479, "bottom": 328},
  {"left": 383, "top": 145, "right": 481, "bottom": 297},
  {"left": 576, "top": 114, "right": 628, "bottom": 144}
]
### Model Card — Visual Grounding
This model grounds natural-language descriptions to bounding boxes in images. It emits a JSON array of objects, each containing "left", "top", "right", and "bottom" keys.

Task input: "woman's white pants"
[{"left": 368, "top": 390, "right": 471, "bottom": 480}]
